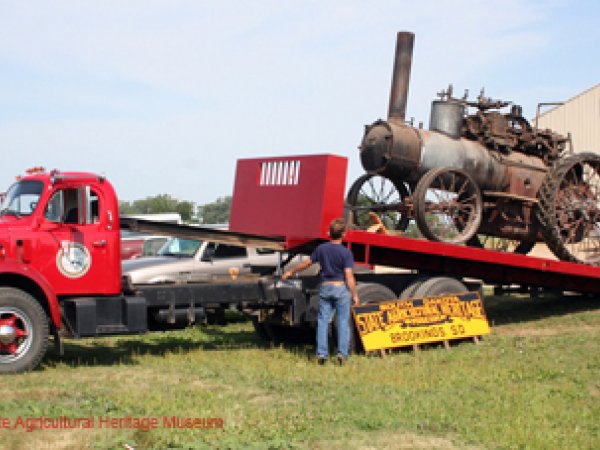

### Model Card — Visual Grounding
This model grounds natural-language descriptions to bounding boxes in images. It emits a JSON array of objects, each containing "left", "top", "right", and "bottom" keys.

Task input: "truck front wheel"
[{"left": 0, "top": 288, "right": 49, "bottom": 374}]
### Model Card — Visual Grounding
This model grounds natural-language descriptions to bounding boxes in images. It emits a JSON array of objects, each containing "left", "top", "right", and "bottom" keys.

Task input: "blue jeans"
[{"left": 317, "top": 283, "right": 351, "bottom": 359}]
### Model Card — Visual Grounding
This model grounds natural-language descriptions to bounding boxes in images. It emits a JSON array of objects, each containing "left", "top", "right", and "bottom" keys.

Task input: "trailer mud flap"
[{"left": 275, "top": 284, "right": 308, "bottom": 325}]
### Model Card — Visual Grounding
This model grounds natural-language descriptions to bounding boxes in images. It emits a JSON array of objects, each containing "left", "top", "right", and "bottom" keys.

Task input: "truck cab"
[{"left": 0, "top": 169, "right": 122, "bottom": 296}]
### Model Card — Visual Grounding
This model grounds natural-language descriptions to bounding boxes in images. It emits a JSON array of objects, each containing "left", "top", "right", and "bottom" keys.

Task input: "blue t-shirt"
[{"left": 310, "top": 242, "right": 354, "bottom": 282}]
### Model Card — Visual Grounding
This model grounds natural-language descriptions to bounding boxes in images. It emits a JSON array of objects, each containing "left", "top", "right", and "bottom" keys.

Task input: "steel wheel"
[
  {"left": 346, "top": 174, "right": 410, "bottom": 231},
  {"left": 414, "top": 168, "right": 482, "bottom": 244},
  {"left": 0, "top": 288, "right": 48, "bottom": 373},
  {"left": 0, "top": 307, "right": 33, "bottom": 362},
  {"left": 537, "top": 153, "right": 600, "bottom": 265},
  {"left": 467, "top": 235, "right": 534, "bottom": 255}
]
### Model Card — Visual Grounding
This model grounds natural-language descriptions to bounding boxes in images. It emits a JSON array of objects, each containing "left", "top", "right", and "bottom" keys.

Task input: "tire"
[
  {"left": 0, "top": 288, "right": 49, "bottom": 374},
  {"left": 411, "top": 277, "right": 467, "bottom": 298},
  {"left": 250, "top": 316, "right": 270, "bottom": 341},
  {"left": 338, "top": 283, "right": 396, "bottom": 354},
  {"left": 398, "top": 276, "right": 429, "bottom": 299}
]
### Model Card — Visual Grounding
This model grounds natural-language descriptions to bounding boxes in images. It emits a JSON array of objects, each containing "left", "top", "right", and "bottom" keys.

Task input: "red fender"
[{"left": 0, "top": 260, "right": 61, "bottom": 328}]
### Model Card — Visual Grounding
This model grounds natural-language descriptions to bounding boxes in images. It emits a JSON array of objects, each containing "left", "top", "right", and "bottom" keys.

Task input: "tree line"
[{"left": 120, "top": 194, "right": 232, "bottom": 224}]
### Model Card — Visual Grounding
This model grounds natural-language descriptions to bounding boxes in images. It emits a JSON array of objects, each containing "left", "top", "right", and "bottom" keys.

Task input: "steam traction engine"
[{"left": 347, "top": 32, "right": 600, "bottom": 265}]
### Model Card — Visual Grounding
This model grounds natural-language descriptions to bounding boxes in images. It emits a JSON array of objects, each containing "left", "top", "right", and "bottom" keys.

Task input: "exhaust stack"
[{"left": 387, "top": 31, "right": 415, "bottom": 125}]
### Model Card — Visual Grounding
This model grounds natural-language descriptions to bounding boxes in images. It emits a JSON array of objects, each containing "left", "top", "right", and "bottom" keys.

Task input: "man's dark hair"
[{"left": 329, "top": 218, "right": 346, "bottom": 240}]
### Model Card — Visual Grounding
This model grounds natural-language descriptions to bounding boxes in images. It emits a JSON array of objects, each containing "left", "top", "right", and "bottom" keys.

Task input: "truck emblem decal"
[{"left": 56, "top": 241, "right": 91, "bottom": 278}]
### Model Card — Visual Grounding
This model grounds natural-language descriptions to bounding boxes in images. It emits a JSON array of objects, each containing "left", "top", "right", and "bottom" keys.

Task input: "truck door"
[{"left": 38, "top": 184, "right": 120, "bottom": 295}]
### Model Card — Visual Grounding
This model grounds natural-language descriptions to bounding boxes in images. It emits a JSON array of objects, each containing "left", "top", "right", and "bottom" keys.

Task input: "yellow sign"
[{"left": 353, "top": 292, "right": 490, "bottom": 352}]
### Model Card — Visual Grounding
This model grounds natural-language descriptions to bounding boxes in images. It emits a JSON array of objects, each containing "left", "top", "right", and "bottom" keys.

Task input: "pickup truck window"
[
  {"left": 207, "top": 242, "right": 248, "bottom": 259},
  {"left": 157, "top": 238, "right": 202, "bottom": 258},
  {"left": 0, "top": 180, "right": 43, "bottom": 217}
]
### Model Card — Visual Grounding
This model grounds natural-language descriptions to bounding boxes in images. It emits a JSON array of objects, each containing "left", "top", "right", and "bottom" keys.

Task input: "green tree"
[
  {"left": 119, "top": 194, "right": 196, "bottom": 222},
  {"left": 198, "top": 196, "right": 231, "bottom": 224},
  {"left": 174, "top": 201, "right": 195, "bottom": 223}
]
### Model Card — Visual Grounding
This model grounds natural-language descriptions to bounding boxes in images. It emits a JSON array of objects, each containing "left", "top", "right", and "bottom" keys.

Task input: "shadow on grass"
[
  {"left": 42, "top": 322, "right": 263, "bottom": 369},
  {"left": 42, "top": 316, "right": 315, "bottom": 370},
  {"left": 483, "top": 293, "right": 600, "bottom": 326}
]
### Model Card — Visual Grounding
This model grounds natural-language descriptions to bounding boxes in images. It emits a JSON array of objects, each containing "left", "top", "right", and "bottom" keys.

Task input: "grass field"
[{"left": 1, "top": 293, "right": 599, "bottom": 449}]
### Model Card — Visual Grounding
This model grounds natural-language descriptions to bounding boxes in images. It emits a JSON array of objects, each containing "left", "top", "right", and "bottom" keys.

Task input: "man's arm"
[
  {"left": 344, "top": 267, "right": 360, "bottom": 306},
  {"left": 281, "top": 258, "right": 313, "bottom": 280}
]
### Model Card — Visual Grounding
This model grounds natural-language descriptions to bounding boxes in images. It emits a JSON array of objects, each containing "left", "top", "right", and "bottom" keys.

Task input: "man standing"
[{"left": 282, "top": 218, "right": 360, "bottom": 365}]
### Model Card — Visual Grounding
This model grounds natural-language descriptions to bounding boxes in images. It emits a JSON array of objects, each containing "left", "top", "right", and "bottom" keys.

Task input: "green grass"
[{"left": 1, "top": 294, "right": 600, "bottom": 449}]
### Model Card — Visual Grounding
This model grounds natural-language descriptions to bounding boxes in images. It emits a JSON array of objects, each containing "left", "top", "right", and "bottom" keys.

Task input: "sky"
[{"left": 1, "top": 0, "right": 599, "bottom": 205}]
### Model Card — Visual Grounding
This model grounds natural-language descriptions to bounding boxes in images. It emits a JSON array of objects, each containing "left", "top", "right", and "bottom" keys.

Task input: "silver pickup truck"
[{"left": 122, "top": 237, "right": 312, "bottom": 284}]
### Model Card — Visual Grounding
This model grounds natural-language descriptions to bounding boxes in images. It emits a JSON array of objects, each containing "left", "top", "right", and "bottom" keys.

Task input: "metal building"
[{"left": 535, "top": 83, "right": 600, "bottom": 154}]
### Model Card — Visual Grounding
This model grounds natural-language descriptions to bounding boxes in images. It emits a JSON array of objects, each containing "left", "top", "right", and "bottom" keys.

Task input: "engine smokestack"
[{"left": 387, "top": 31, "right": 414, "bottom": 125}]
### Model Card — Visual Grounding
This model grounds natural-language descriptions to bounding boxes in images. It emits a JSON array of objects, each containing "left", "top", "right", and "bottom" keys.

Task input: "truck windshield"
[
  {"left": 0, "top": 180, "right": 44, "bottom": 218},
  {"left": 157, "top": 238, "right": 202, "bottom": 258}
]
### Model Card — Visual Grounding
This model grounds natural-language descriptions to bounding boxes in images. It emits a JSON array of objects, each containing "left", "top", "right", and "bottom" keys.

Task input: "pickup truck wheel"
[{"left": 0, "top": 288, "right": 49, "bottom": 374}]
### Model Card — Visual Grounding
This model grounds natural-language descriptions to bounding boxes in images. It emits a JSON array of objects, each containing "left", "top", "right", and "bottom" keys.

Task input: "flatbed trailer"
[{"left": 1, "top": 155, "right": 599, "bottom": 373}]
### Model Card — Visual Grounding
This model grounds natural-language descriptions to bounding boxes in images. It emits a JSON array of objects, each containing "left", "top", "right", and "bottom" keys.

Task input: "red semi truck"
[{"left": 1, "top": 157, "right": 600, "bottom": 374}]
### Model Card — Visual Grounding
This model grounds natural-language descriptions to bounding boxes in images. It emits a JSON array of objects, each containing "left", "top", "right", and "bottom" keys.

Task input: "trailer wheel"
[
  {"left": 0, "top": 288, "right": 49, "bottom": 374},
  {"left": 334, "top": 283, "right": 396, "bottom": 354},
  {"left": 398, "top": 276, "right": 428, "bottom": 299},
  {"left": 250, "top": 317, "right": 270, "bottom": 342},
  {"left": 414, "top": 168, "right": 482, "bottom": 244},
  {"left": 411, "top": 276, "right": 467, "bottom": 298},
  {"left": 537, "top": 153, "right": 600, "bottom": 265}
]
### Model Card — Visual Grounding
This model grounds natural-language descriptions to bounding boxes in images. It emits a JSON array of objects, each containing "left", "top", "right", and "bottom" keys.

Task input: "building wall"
[{"left": 535, "top": 83, "right": 600, "bottom": 154}]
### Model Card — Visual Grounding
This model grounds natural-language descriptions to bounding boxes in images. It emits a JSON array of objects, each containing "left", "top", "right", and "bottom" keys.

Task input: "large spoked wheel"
[
  {"left": 0, "top": 288, "right": 49, "bottom": 374},
  {"left": 414, "top": 168, "right": 483, "bottom": 244},
  {"left": 346, "top": 174, "right": 410, "bottom": 231},
  {"left": 467, "top": 234, "right": 534, "bottom": 255},
  {"left": 537, "top": 153, "right": 600, "bottom": 265}
]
